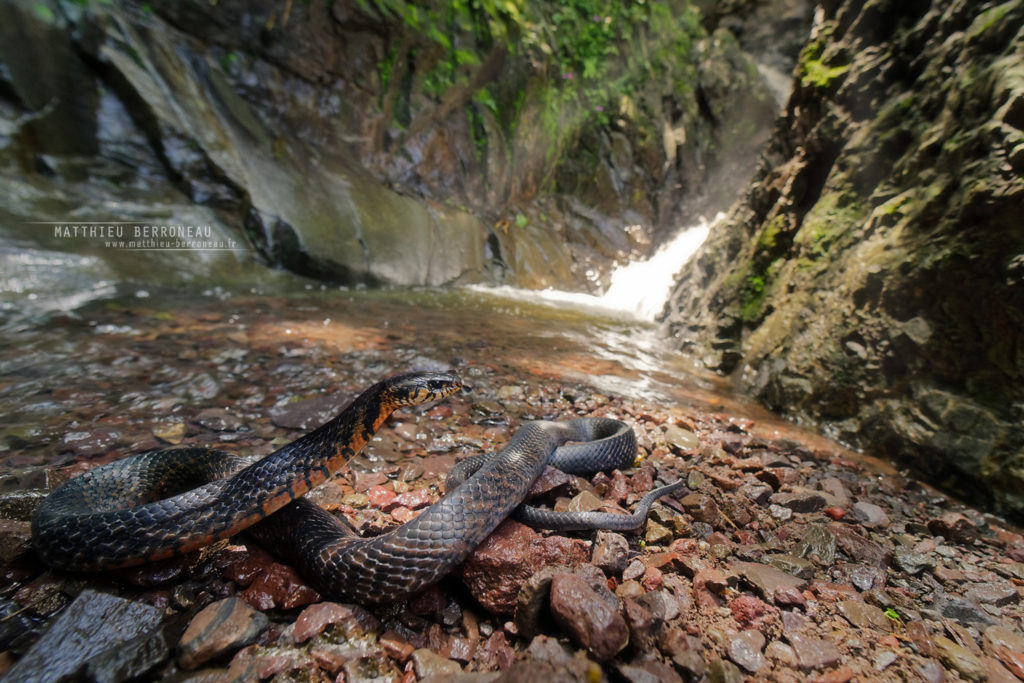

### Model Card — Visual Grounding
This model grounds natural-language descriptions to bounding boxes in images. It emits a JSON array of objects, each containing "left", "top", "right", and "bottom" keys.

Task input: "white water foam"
[{"left": 472, "top": 212, "right": 721, "bottom": 321}]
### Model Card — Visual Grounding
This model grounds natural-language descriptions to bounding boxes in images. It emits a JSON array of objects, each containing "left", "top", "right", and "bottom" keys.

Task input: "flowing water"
[{"left": 0, "top": 211, "right": 864, "bottom": 493}]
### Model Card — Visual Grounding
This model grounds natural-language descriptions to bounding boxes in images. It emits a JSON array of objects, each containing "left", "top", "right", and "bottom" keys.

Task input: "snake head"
[{"left": 386, "top": 371, "right": 463, "bottom": 406}]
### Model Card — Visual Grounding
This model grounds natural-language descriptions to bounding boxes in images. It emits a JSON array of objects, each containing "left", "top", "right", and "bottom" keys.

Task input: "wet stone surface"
[{"left": 0, "top": 291, "right": 1022, "bottom": 681}]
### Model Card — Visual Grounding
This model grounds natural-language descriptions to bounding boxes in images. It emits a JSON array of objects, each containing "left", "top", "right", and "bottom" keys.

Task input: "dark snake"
[{"left": 32, "top": 372, "right": 683, "bottom": 604}]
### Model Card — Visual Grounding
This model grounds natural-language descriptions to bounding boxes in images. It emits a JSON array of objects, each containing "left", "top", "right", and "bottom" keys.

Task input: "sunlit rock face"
[
  {"left": 0, "top": 0, "right": 786, "bottom": 291},
  {"left": 664, "top": 0, "right": 1024, "bottom": 519}
]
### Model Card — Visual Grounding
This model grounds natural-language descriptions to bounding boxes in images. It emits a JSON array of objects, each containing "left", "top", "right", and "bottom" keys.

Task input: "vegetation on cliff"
[{"left": 664, "top": 0, "right": 1024, "bottom": 520}]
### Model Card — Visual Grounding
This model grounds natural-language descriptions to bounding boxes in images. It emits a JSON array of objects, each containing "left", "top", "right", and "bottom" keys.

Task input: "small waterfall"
[{"left": 473, "top": 213, "right": 719, "bottom": 321}]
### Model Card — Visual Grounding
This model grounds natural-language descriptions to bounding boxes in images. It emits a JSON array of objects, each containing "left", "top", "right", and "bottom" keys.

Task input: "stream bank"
[{"left": 1, "top": 286, "right": 1023, "bottom": 681}]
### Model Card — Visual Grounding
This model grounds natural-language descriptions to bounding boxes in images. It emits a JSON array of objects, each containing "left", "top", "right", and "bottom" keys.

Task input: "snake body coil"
[{"left": 33, "top": 372, "right": 679, "bottom": 604}]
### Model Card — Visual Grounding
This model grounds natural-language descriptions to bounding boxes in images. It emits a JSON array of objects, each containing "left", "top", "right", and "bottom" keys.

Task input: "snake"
[{"left": 32, "top": 371, "right": 683, "bottom": 604}]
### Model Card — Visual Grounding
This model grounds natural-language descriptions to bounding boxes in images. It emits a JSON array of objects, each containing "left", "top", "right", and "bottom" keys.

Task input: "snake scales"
[{"left": 32, "top": 372, "right": 682, "bottom": 604}]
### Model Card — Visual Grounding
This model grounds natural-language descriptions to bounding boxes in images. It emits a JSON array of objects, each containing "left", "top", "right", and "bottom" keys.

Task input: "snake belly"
[{"left": 247, "top": 417, "right": 636, "bottom": 604}]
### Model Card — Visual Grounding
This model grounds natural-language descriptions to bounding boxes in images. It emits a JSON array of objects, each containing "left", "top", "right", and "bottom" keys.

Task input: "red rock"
[
  {"left": 292, "top": 602, "right": 381, "bottom": 643},
  {"left": 366, "top": 485, "right": 396, "bottom": 508},
  {"left": 994, "top": 645, "right": 1024, "bottom": 679},
  {"left": 388, "top": 488, "right": 433, "bottom": 511},
  {"left": 549, "top": 572, "right": 628, "bottom": 662},
  {"left": 179, "top": 597, "right": 268, "bottom": 670},
  {"left": 527, "top": 466, "right": 575, "bottom": 501},
  {"left": 813, "top": 666, "right": 854, "bottom": 683},
  {"left": 476, "top": 632, "right": 515, "bottom": 671},
  {"left": 669, "top": 538, "right": 700, "bottom": 555},
  {"left": 409, "top": 585, "right": 449, "bottom": 615},
  {"left": 773, "top": 585, "right": 807, "bottom": 608},
  {"left": 380, "top": 631, "right": 415, "bottom": 663},
  {"left": 390, "top": 506, "right": 419, "bottom": 523},
  {"left": 730, "top": 595, "right": 776, "bottom": 630},
  {"left": 823, "top": 507, "right": 847, "bottom": 520},
  {"left": 353, "top": 470, "right": 388, "bottom": 492},
  {"left": 228, "top": 645, "right": 313, "bottom": 680},
  {"left": 809, "top": 580, "right": 858, "bottom": 602},
  {"left": 643, "top": 566, "right": 664, "bottom": 591},
  {"left": 694, "top": 568, "right": 730, "bottom": 594},
  {"left": 241, "top": 562, "right": 319, "bottom": 611},
  {"left": 458, "top": 520, "right": 589, "bottom": 614},
  {"left": 630, "top": 468, "right": 655, "bottom": 493}
]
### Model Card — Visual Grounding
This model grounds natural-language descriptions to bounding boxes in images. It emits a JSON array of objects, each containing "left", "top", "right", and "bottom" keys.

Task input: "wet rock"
[
  {"left": 837, "top": 600, "right": 892, "bottom": 631},
  {"left": 379, "top": 630, "right": 414, "bottom": 663},
  {"left": 927, "top": 512, "right": 978, "bottom": 544},
  {"left": 292, "top": 602, "right": 380, "bottom": 643},
  {"left": 240, "top": 562, "right": 319, "bottom": 610},
  {"left": 412, "top": 648, "right": 463, "bottom": 677},
  {"left": 786, "top": 632, "right": 841, "bottom": 671},
  {"left": 849, "top": 501, "right": 889, "bottom": 528},
  {"left": 0, "top": 519, "right": 32, "bottom": 563},
  {"left": 934, "top": 635, "right": 987, "bottom": 682},
  {"left": 193, "top": 407, "right": 246, "bottom": 432},
  {"left": 892, "top": 546, "right": 936, "bottom": 575},
  {"left": 665, "top": 424, "right": 699, "bottom": 451},
  {"left": 549, "top": 571, "right": 628, "bottom": 661},
  {"left": 153, "top": 421, "right": 186, "bottom": 444},
  {"left": 819, "top": 477, "right": 851, "bottom": 507},
  {"left": 179, "top": 597, "right": 267, "bottom": 669},
  {"left": 728, "top": 629, "right": 766, "bottom": 673},
  {"left": 269, "top": 393, "right": 346, "bottom": 430},
  {"left": 229, "top": 645, "right": 315, "bottom": 680},
  {"left": 459, "top": 520, "right": 589, "bottom": 614},
  {"left": 366, "top": 484, "right": 397, "bottom": 508},
  {"left": 389, "top": 488, "right": 433, "bottom": 510},
  {"left": 732, "top": 561, "right": 807, "bottom": 599},
  {"left": 770, "top": 488, "right": 826, "bottom": 512},
  {"left": 591, "top": 530, "right": 629, "bottom": 574},
  {"left": 5, "top": 590, "right": 165, "bottom": 682}
]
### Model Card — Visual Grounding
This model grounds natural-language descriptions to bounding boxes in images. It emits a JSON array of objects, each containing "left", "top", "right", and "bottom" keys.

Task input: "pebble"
[
  {"left": 268, "top": 393, "right": 346, "bottom": 430},
  {"left": 729, "top": 595, "right": 776, "bottom": 630},
  {"left": 680, "top": 492, "right": 721, "bottom": 525},
  {"left": 769, "top": 488, "right": 826, "bottom": 512},
  {"left": 459, "top": 520, "right": 589, "bottom": 614},
  {"left": 179, "top": 597, "right": 268, "bottom": 670},
  {"left": 617, "top": 660, "right": 684, "bottom": 683},
  {"left": 549, "top": 572, "right": 628, "bottom": 661},
  {"left": 934, "top": 635, "right": 987, "bottom": 682},
  {"left": 291, "top": 602, "right": 380, "bottom": 642},
  {"left": 412, "top": 648, "right": 463, "bottom": 677},
  {"left": 964, "top": 582, "right": 1019, "bottom": 606},
  {"left": 732, "top": 561, "right": 807, "bottom": 598},
  {"left": 829, "top": 523, "right": 892, "bottom": 566},
  {"left": 728, "top": 629, "right": 767, "bottom": 672},
  {"left": 645, "top": 519, "right": 673, "bottom": 545},
  {"left": 591, "top": 530, "right": 629, "bottom": 574},
  {"left": 892, "top": 546, "right": 936, "bottom": 575},
  {"left": 927, "top": 512, "right": 978, "bottom": 544},
  {"left": 849, "top": 501, "right": 889, "bottom": 528},
  {"left": 836, "top": 600, "right": 892, "bottom": 631},
  {"left": 786, "top": 632, "right": 841, "bottom": 670},
  {"left": 664, "top": 424, "right": 699, "bottom": 451},
  {"left": 240, "top": 562, "right": 318, "bottom": 610},
  {"left": 657, "top": 626, "right": 706, "bottom": 680}
]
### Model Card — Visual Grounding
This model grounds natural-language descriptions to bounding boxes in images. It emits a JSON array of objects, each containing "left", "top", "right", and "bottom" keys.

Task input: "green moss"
[
  {"left": 740, "top": 274, "right": 766, "bottom": 321},
  {"left": 796, "top": 191, "right": 867, "bottom": 259},
  {"left": 797, "top": 22, "right": 849, "bottom": 89},
  {"left": 967, "top": 0, "right": 1021, "bottom": 42}
]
